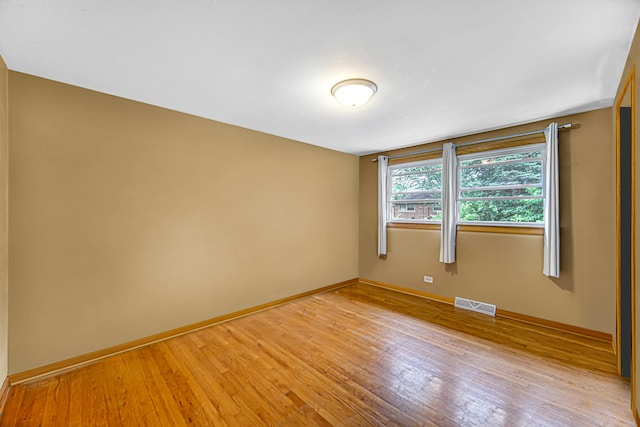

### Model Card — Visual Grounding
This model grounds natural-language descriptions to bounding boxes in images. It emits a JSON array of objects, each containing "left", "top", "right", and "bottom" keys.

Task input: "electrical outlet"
[{"left": 423, "top": 275, "right": 433, "bottom": 284}]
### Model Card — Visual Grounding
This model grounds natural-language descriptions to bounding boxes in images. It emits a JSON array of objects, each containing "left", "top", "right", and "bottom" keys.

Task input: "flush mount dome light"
[{"left": 331, "top": 78, "right": 377, "bottom": 107}]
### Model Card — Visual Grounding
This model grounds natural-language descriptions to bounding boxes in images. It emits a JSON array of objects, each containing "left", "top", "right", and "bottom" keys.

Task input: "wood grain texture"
[
  {"left": 496, "top": 308, "right": 613, "bottom": 342},
  {"left": 385, "top": 133, "right": 546, "bottom": 166},
  {"left": 361, "top": 278, "right": 612, "bottom": 343},
  {"left": 359, "top": 278, "right": 456, "bottom": 305},
  {"left": 9, "top": 279, "right": 358, "bottom": 385},
  {"left": 455, "top": 134, "right": 547, "bottom": 156},
  {"left": 386, "top": 223, "right": 544, "bottom": 236},
  {"left": 1, "top": 283, "right": 634, "bottom": 426},
  {"left": 0, "top": 378, "right": 8, "bottom": 417},
  {"left": 456, "top": 225, "right": 544, "bottom": 236},
  {"left": 386, "top": 222, "right": 441, "bottom": 230}
]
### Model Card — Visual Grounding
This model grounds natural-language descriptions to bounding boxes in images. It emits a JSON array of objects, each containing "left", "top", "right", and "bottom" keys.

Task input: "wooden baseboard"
[
  {"left": 497, "top": 308, "right": 612, "bottom": 343},
  {"left": 8, "top": 276, "right": 614, "bottom": 385},
  {"left": 9, "top": 278, "right": 358, "bottom": 385},
  {"left": 0, "top": 377, "right": 9, "bottom": 416},
  {"left": 358, "top": 278, "right": 613, "bottom": 343},
  {"left": 358, "top": 278, "right": 455, "bottom": 305}
]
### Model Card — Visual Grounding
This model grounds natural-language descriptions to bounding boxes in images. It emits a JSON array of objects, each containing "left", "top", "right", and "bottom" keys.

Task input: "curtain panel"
[
  {"left": 377, "top": 155, "right": 389, "bottom": 256},
  {"left": 440, "top": 142, "right": 457, "bottom": 263},
  {"left": 543, "top": 123, "right": 560, "bottom": 277},
  {"left": 376, "top": 122, "right": 559, "bottom": 275}
]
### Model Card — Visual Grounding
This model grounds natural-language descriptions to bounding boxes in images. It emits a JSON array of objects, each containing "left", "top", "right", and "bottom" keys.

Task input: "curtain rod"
[{"left": 371, "top": 123, "right": 573, "bottom": 162}]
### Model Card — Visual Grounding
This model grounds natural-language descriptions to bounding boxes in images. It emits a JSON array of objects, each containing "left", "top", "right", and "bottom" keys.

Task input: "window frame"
[
  {"left": 456, "top": 143, "right": 546, "bottom": 228},
  {"left": 385, "top": 142, "right": 547, "bottom": 232},
  {"left": 387, "top": 158, "right": 443, "bottom": 224}
]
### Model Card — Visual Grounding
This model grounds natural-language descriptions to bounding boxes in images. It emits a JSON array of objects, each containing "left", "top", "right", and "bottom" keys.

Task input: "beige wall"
[
  {"left": 0, "top": 55, "right": 8, "bottom": 383},
  {"left": 615, "top": 19, "right": 640, "bottom": 418},
  {"left": 8, "top": 72, "right": 359, "bottom": 374},
  {"left": 360, "top": 108, "right": 616, "bottom": 334}
]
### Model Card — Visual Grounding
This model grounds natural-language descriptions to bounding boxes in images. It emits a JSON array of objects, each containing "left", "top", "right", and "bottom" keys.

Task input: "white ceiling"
[{"left": 0, "top": 1, "right": 639, "bottom": 155}]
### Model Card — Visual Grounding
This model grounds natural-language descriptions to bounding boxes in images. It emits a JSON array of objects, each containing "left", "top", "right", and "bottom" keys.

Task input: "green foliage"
[
  {"left": 459, "top": 199, "right": 543, "bottom": 223},
  {"left": 391, "top": 171, "right": 441, "bottom": 194},
  {"left": 459, "top": 150, "right": 543, "bottom": 223},
  {"left": 388, "top": 148, "right": 545, "bottom": 224},
  {"left": 461, "top": 188, "right": 542, "bottom": 198},
  {"left": 460, "top": 161, "right": 542, "bottom": 188}
]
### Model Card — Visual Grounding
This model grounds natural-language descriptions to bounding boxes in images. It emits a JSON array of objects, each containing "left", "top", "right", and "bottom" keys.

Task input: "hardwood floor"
[{"left": 0, "top": 283, "right": 634, "bottom": 426}]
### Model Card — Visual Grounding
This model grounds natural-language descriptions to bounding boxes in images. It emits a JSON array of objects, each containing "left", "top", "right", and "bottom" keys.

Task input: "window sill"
[{"left": 387, "top": 222, "right": 544, "bottom": 235}]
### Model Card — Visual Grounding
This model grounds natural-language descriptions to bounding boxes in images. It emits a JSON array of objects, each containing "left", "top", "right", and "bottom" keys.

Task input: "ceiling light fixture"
[{"left": 331, "top": 78, "right": 377, "bottom": 107}]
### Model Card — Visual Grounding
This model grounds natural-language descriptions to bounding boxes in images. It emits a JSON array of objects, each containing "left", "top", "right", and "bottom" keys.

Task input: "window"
[
  {"left": 388, "top": 160, "right": 442, "bottom": 222},
  {"left": 457, "top": 144, "right": 545, "bottom": 225},
  {"left": 397, "top": 203, "right": 416, "bottom": 212},
  {"left": 385, "top": 144, "right": 545, "bottom": 227}
]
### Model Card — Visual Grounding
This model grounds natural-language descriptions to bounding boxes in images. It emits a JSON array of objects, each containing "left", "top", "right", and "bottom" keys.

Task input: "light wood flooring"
[{"left": 0, "top": 283, "right": 635, "bottom": 426}]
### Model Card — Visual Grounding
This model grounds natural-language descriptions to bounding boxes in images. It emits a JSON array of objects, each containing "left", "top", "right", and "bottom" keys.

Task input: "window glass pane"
[
  {"left": 387, "top": 146, "right": 544, "bottom": 227},
  {"left": 397, "top": 203, "right": 416, "bottom": 212},
  {"left": 459, "top": 199, "right": 543, "bottom": 223},
  {"left": 389, "top": 159, "right": 442, "bottom": 223},
  {"left": 460, "top": 187, "right": 542, "bottom": 199},
  {"left": 460, "top": 151, "right": 542, "bottom": 167},
  {"left": 460, "top": 161, "right": 542, "bottom": 188},
  {"left": 391, "top": 202, "right": 442, "bottom": 221},
  {"left": 457, "top": 146, "right": 544, "bottom": 225},
  {"left": 391, "top": 191, "right": 441, "bottom": 201},
  {"left": 392, "top": 171, "right": 441, "bottom": 192},
  {"left": 391, "top": 164, "right": 441, "bottom": 175}
]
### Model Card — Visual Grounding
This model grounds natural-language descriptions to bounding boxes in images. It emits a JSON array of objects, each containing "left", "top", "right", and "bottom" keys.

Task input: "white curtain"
[
  {"left": 543, "top": 123, "right": 560, "bottom": 277},
  {"left": 440, "top": 143, "right": 457, "bottom": 263},
  {"left": 377, "top": 155, "right": 389, "bottom": 256}
]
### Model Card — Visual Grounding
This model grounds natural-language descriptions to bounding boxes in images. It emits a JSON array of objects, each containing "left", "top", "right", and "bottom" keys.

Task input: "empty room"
[{"left": 1, "top": 1, "right": 640, "bottom": 425}]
